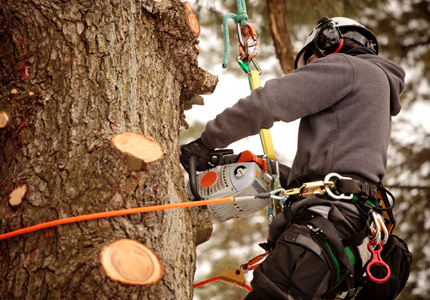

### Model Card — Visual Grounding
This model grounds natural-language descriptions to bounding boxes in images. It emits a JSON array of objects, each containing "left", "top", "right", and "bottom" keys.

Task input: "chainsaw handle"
[
  {"left": 188, "top": 155, "right": 202, "bottom": 200},
  {"left": 188, "top": 150, "right": 234, "bottom": 201}
]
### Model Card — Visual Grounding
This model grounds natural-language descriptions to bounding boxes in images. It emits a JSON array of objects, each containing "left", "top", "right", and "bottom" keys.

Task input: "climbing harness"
[
  {"left": 283, "top": 174, "right": 395, "bottom": 287},
  {"left": 192, "top": 173, "right": 394, "bottom": 292}
]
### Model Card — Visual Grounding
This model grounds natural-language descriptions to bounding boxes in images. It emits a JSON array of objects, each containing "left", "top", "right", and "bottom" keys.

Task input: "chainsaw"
[{"left": 186, "top": 149, "right": 276, "bottom": 222}]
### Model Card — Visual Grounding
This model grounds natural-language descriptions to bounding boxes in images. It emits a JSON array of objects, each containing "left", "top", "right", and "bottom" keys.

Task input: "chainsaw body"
[{"left": 187, "top": 150, "right": 274, "bottom": 222}]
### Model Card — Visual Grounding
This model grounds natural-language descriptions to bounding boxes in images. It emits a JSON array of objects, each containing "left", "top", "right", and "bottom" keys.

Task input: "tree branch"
[{"left": 266, "top": 0, "right": 295, "bottom": 74}]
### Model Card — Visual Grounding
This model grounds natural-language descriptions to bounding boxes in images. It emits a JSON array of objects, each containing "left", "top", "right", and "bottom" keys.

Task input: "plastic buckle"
[
  {"left": 307, "top": 224, "right": 327, "bottom": 240},
  {"left": 324, "top": 173, "right": 354, "bottom": 200}
]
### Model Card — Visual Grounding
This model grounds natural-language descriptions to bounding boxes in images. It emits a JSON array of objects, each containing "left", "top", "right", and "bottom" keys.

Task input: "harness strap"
[
  {"left": 341, "top": 226, "right": 368, "bottom": 248},
  {"left": 295, "top": 233, "right": 323, "bottom": 255},
  {"left": 308, "top": 215, "right": 357, "bottom": 298},
  {"left": 336, "top": 179, "right": 377, "bottom": 203}
]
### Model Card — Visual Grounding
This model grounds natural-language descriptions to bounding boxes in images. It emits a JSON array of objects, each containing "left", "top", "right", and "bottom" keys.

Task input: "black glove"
[{"left": 180, "top": 138, "right": 213, "bottom": 172}]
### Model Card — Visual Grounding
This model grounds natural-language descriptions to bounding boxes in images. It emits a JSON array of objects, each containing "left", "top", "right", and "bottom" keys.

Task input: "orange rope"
[
  {"left": 193, "top": 276, "right": 252, "bottom": 292},
  {"left": 242, "top": 282, "right": 252, "bottom": 292},
  {"left": 193, "top": 276, "right": 222, "bottom": 289},
  {"left": 0, "top": 197, "right": 235, "bottom": 241}
]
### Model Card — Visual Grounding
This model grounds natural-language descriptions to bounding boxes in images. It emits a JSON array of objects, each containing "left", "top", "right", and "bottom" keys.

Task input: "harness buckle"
[
  {"left": 307, "top": 224, "right": 327, "bottom": 241},
  {"left": 324, "top": 173, "right": 355, "bottom": 200}
]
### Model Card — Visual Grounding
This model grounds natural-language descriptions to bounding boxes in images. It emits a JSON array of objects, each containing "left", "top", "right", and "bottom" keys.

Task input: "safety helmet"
[{"left": 294, "top": 17, "right": 378, "bottom": 69}]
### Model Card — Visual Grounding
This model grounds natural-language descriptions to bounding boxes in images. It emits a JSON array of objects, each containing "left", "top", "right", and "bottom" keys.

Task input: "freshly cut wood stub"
[
  {"left": 9, "top": 184, "right": 27, "bottom": 208},
  {"left": 101, "top": 239, "right": 164, "bottom": 285},
  {"left": 111, "top": 132, "right": 163, "bottom": 163},
  {"left": 0, "top": 111, "right": 10, "bottom": 128},
  {"left": 184, "top": 2, "right": 200, "bottom": 37}
]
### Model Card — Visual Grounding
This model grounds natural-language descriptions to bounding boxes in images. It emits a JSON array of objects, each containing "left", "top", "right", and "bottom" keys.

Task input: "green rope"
[{"left": 222, "top": 0, "right": 249, "bottom": 68}]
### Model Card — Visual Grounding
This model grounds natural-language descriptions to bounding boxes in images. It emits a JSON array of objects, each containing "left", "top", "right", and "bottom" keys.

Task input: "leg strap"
[{"left": 308, "top": 215, "right": 357, "bottom": 298}]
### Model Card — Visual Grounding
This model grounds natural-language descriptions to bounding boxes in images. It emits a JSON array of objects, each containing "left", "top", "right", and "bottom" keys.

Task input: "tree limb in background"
[{"left": 266, "top": 0, "right": 295, "bottom": 74}]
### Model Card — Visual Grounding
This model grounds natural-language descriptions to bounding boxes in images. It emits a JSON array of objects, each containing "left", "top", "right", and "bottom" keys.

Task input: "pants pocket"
[{"left": 253, "top": 224, "right": 332, "bottom": 300}]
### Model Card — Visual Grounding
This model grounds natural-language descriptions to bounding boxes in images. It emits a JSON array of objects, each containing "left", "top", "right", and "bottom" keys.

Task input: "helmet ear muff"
[{"left": 314, "top": 17, "right": 344, "bottom": 56}]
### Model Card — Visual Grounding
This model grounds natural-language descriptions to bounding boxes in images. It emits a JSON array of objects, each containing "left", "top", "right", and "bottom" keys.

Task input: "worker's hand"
[{"left": 180, "top": 138, "right": 213, "bottom": 172}]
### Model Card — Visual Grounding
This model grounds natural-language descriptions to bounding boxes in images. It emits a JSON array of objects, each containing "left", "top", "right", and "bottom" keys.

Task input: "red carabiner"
[{"left": 366, "top": 240, "right": 391, "bottom": 283}]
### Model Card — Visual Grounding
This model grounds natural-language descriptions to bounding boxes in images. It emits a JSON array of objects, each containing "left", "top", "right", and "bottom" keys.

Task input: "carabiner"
[
  {"left": 240, "top": 253, "right": 268, "bottom": 273},
  {"left": 237, "top": 22, "right": 258, "bottom": 48},
  {"left": 366, "top": 240, "right": 391, "bottom": 284},
  {"left": 324, "top": 173, "right": 355, "bottom": 200},
  {"left": 370, "top": 211, "right": 389, "bottom": 245},
  {"left": 237, "top": 56, "right": 251, "bottom": 73}
]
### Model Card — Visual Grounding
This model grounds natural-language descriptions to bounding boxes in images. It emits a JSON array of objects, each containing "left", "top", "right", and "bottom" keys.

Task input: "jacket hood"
[{"left": 347, "top": 47, "right": 405, "bottom": 116}]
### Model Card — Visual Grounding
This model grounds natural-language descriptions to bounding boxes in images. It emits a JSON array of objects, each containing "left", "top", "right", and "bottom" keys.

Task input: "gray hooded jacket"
[{"left": 201, "top": 50, "right": 405, "bottom": 184}]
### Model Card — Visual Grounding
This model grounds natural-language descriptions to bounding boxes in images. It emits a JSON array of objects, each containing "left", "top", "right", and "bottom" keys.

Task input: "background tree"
[{"left": 0, "top": 0, "right": 217, "bottom": 299}]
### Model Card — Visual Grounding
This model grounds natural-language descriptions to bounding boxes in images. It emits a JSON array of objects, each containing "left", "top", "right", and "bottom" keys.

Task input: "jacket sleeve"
[{"left": 201, "top": 54, "right": 355, "bottom": 149}]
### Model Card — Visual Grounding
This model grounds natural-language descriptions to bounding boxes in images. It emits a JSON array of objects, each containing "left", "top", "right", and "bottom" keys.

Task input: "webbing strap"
[
  {"left": 309, "top": 216, "right": 357, "bottom": 297},
  {"left": 336, "top": 179, "right": 377, "bottom": 201},
  {"left": 249, "top": 70, "right": 276, "bottom": 160},
  {"left": 309, "top": 216, "right": 355, "bottom": 275},
  {"left": 296, "top": 233, "right": 323, "bottom": 255}
]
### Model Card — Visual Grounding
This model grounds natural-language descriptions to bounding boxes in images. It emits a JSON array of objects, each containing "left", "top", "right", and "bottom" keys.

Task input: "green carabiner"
[{"left": 236, "top": 56, "right": 251, "bottom": 73}]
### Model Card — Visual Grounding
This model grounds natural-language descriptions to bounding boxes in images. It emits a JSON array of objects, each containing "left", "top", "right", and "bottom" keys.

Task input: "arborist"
[{"left": 181, "top": 17, "right": 408, "bottom": 299}]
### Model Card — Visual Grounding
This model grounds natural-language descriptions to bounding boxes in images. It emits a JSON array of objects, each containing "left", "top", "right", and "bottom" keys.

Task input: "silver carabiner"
[
  {"left": 370, "top": 211, "right": 382, "bottom": 247},
  {"left": 370, "top": 211, "right": 389, "bottom": 246},
  {"left": 324, "top": 173, "right": 354, "bottom": 200}
]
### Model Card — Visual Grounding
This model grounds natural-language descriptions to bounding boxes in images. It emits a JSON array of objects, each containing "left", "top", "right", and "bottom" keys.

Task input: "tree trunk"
[
  {"left": 0, "top": 0, "right": 217, "bottom": 299},
  {"left": 266, "top": 0, "right": 295, "bottom": 74}
]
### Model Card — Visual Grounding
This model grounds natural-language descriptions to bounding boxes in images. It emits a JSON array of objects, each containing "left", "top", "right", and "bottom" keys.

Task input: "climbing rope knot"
[{"left": 236, "top": 13, "right": 248, "bottom": 26}]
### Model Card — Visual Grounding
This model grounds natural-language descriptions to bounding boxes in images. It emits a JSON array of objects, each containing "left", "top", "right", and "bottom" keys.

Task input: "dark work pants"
[{"left": 244, "top": 224, "right": 332, "bottom": 300}]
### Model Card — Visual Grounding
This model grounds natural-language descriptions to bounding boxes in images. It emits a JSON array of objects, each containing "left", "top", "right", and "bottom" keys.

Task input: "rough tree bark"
[
  {"left": 0, "top": 0, "right": 217, "bottom": 299},
  {"left": 266, "top": 0, "right": 295, "bottom": 74}
]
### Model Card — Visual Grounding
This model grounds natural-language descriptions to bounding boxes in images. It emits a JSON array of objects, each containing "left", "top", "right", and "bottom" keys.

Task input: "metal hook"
[{"left": 324, "top": 173, "right": 354, "bottom": 200}]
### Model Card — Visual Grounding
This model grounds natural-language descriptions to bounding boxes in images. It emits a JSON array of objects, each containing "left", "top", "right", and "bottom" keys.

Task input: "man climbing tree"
[
  {"left": 0, "top": 0, "right": 216, "bottom": 298},
  {"left": 181, "top": 16, "right": 412, "bottom": 299}
]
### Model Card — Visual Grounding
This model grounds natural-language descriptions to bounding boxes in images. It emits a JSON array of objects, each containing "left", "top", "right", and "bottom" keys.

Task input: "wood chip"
[
  {"left": 9, "top": 184, "right": 27, "bottom": 208},
  {"left": 0, "top": 111, "right": 10, "bottom": 128}
]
